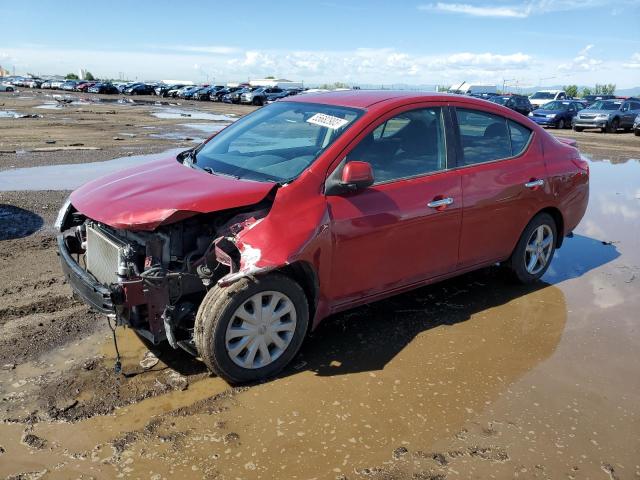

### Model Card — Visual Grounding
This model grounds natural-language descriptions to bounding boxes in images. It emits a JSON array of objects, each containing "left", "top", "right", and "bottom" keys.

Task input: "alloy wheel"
[{"left": 524, "top": 224, "right": 554, "bottom": 275}]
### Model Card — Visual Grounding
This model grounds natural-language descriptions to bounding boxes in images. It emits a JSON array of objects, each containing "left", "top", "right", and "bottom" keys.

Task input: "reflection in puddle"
[
  {"left": 151, "top": 108, "right": 237, "bottom": 121},
  {"left": 0, "top": 149, "right": 183, "bottom": 191}
]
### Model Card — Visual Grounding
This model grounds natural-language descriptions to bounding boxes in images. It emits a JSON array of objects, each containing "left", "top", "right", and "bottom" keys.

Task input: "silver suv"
[{"left": 573, "top": 98, "right": 640, "bottom": 133}]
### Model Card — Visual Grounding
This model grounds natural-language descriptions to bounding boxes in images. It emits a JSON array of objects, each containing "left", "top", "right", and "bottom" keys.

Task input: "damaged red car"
[{"left": 56, "top": 91, "right": 589, "bottom": 383}]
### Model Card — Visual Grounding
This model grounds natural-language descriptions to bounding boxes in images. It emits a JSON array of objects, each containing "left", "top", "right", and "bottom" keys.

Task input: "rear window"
[{"left": 456, "top": 109, "right": 532, "bottom": 165}]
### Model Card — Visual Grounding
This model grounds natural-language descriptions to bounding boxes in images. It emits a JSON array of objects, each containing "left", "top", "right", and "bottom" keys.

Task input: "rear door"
[
  {"left": 453, "top": 106, "right": 551, "bottom": 267},
  {"left": 326, "top": 103, "right": 462, "bottom": 306}
]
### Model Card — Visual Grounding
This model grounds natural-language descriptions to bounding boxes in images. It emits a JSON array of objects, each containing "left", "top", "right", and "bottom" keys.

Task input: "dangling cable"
[{"left": 107, "top": 315, "right": 122, "bottom": 375}]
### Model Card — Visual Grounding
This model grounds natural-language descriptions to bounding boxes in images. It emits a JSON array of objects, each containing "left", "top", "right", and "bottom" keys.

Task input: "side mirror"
[{"left": 340, "top": 161, "right": 374, "bottom": 190}]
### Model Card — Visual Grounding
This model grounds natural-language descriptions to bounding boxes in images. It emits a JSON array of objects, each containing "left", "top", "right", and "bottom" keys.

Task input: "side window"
[
  {"left": 456, "top": 109, "right": 512, "bottom": 164},
  {"left": 348, "top": 108, "right": 447, "bottom": 184},
  {"left": 630, "top": 102, "right": 640, "bottom": 110},
  {"left": 558, "top": 93, "right": 566, "bottom": 99},
  {"left": 508, "top": 120, "right": 532, "bottom": 156}
]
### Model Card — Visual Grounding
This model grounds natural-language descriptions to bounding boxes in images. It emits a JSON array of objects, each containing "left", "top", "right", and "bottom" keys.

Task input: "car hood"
[
  {"left": 70, "top": 155, "right": 275, "bottom": 231},
  {"left": 579, "top": 108, "right": 614, "bottom": 114},
  {"left": 533, "top": 108, "right": 566, "bottom": 115}
]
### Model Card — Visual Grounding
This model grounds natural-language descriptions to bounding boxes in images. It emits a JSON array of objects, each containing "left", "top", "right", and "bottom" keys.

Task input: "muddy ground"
[{"left": 0, "top": 90, "right": 639, "bottom": 479}]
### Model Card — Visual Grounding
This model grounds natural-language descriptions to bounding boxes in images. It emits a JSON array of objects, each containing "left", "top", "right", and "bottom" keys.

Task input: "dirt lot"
[{"left": 1, "top": 90, "right": 639, "bottom": 479}]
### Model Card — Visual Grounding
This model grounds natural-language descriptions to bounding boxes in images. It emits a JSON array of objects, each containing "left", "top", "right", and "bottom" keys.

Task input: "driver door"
[{"left": 325, "top": 104, "right": 462, "bottom": 307}]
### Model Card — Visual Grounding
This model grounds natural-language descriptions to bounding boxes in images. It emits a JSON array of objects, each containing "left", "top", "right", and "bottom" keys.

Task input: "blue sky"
[{"left": 1, "top": 0, "right": 639, "bottom": 87}]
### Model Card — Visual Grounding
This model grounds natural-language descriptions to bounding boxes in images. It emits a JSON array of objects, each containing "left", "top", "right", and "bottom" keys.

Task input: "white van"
[{"left": 529, "top": 90, "right": 567, "bottom": 108}]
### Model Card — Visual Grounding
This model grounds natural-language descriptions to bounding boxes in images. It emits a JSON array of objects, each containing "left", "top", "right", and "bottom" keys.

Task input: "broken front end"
[{"left": 56, "top": 200, "right": 269, "bottom": 355}]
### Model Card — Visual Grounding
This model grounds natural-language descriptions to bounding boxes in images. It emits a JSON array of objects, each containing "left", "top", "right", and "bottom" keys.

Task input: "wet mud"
[{"left": 1, "top": 92, "right": 639, "bottom": 479}]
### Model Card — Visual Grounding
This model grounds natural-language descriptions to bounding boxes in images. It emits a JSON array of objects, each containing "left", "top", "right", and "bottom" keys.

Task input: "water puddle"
[
  {"left": 0, "top": 110, "right": 20, "bottom": 118},
  {"left": 151, "top": 108, "right": 237, "bottom": 122},
  {"left": 0, "top": 148, "right": 183, "bottom": 191}
]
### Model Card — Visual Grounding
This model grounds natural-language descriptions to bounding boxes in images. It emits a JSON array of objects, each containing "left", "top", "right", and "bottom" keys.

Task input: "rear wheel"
[
  {"left": 606, "top": 118, "right": 619, "bottom": 133},
  {"left": 506, "top": 213, "right": 557, "bottom": 284},
  {"left": 635, "top": 129, "right": 640, "bottom": 136},
  {"left": 195, "top": 273, "right": 309, "bottom": 384},
  {"left": 557, "top": 118, "right": 565, "bottom": 129}
]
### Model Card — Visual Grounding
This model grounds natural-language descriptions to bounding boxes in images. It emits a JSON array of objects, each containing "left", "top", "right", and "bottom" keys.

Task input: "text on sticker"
[{"left": 306, "top": 113, "right": 349, "bottom": 130}]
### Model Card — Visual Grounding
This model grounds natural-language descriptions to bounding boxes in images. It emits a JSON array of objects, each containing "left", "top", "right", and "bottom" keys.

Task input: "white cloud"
[
  {"left": 419, "top": 2, "right": 529, "bottom": 17},
  {"left": 2, "top": 44, "right": 637, "bottom": 88},
  {"left": 558, "top": 45, "right": 603, "bottom": 72},
  {"left": 622, "top": 52, "right": 640, "bottom": 69},
  {"left": 419, "top": 0, "right": 620, "bottom": 18}
]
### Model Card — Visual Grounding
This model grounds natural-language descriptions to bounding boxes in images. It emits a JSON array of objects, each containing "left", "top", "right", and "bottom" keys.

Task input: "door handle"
[
  {"left": 524, "top": 179, "right": 544, "bottom": 189},
  {"left": 427, "top": 197, "right": 454, "bottom": 208}
]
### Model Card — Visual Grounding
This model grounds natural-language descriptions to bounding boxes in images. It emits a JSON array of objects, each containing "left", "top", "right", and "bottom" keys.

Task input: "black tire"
[
  {"left": 634, "top": 129, "right": 640, "bottom": 136},
  {"left": 194, "top": 272, "right": 309, "bottom": 384},
  {"left": 606, "top": 118, "right": 619, "bottom": 133},
  {"left": 557, "top": 118, "right": 565, "bottom": 129},
  {"left": 573, "top": 126, "right": 583, "bottom": 132},
  {"left": 506, "top": 212, "right": 557, "bottom": 284}
]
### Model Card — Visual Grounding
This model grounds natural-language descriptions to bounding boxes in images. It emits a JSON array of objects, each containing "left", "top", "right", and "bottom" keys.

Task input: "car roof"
[{"left": 284, "top": 90, "right": 461, "bottom": 108}]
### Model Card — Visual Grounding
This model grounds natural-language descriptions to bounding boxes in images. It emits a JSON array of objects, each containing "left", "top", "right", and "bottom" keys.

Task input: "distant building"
[
  {"left": 0, "top": 65, "right": 9, "bottom": 77},
  {"left": 161, "top": 79, "right": 195, "bottom": 85},
  {"left": 249, "top": 78, "right": 303, "bottom": 89},
  {"left": 78, "top": 68, "right": 87, "bottom": 80}
]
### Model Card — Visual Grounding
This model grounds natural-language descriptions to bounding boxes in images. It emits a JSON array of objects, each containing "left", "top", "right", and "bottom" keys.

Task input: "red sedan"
[{"left": 56, "top": 91, "right": 589, "bottom": 383}]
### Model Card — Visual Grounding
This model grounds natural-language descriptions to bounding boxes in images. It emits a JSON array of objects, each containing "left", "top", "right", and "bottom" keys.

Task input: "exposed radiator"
[{"left": 85, "top": 225, "right": 123, "bottom": 285}]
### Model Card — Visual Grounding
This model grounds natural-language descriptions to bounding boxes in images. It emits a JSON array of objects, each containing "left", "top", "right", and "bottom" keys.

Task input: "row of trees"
[
  {"left": 563, "top": 84, "right": 616, "bottom": 98},
  {"left": 65, "top": 72, "right": 95, "bottom": 81}
]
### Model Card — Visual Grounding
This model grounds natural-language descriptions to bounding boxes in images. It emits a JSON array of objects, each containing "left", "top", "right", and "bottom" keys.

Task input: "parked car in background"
[
  {"left": 211, "top": 86, "right": 240, "bottom": 102},
  {"left": 76, "top": 82, "right": 96, "bottom": 92},
  {"left": 88, "top": 83, "right": 119, "bottom": 94},
  {"left": 528, "top": 100, "right": 585, "bottom": 129},
  {"left": 0, "top": 83, "right": 15, "bottom": 92},
  {"left": 124, "top": 83, "right": 155, "bottom": 95},
  {"left": 633, "top": 114, "right": 640, "bottom": 136},
  {"left": 264, "top": 89, "right": 300, "bottom": 103},
  {"left": 582, "top": 94, "right": 616, "bottom": 107},
  {"left": 24, "top": 78, "right": 43, "bottom": 88},
  {"left": 241, "top": 87, "right": 286, "bottom": 106},
  {"left": 40, "top": 80, "right": 53, "bottom": 89},
  {"left": 223, "top": 87, "right": 253, "bottom": 104},
  {"left": 155, "top": 84, "right": 185, "bottom": 97},
  {"left": 61, "top": 80, "right": 80, "bottom": 91},
  {"left": 56, "top": 91, "right": 589, "bottom": 383},
  {"left": 50, "top": 80, "right": 65, "bottom": 89},
  {"left": 529, "top": 90, "right": 567, "bottom": 108},
  {"left": 179, "top": 86, "right": 206, "bottom": 99},
  {"left": 488, "top": 95, "right": 533, "bottom": 116},
  {"left": 573, "top": 98, "right": 640, "bottom": 133},
  {"left": 194, "top": 85, "right": 225, "bottom": 101},
  {"left": 167, "top": 85, "right": 193, "bottom": 98}
]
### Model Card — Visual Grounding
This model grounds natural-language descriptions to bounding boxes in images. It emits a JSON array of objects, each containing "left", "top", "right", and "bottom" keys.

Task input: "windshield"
[
  {"left": 540, "top": 101, "right": 571, "bottom": 111},
  {"left": 589, "top": 101, "right": 621, "bottom": 110},
  {"left": 489, "top": 97, "right": 509, "bottom": 105},
  {"left": 192, "top": 102, "right": 363, "bottom": 183},
  {"left": 531, "top": 92, "right": 556, "bottom": 100}
]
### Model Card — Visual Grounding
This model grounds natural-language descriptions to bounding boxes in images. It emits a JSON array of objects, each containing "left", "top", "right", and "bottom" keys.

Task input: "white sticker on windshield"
[{"left": 306, "top": 113, "right": 349, "bottom": 130}]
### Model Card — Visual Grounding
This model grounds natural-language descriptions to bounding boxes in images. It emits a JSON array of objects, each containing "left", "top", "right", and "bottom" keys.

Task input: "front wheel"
[
  {"left": 606, "top": 118, "right": 619, "bottom": 133},
  {"left": 573, "top": 126, "right": 584, "bottom": 132},
  {"left": 506, "top": 213, "right": 557, "bottom": 284},
  {"left": 557, "top": 119, "right": 565, "bottom": 129},
  {"left": 195, "top": 273, "right": 309, "bottom": 384}
]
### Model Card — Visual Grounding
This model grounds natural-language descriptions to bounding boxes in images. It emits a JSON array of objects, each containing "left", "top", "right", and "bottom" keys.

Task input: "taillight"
[{"left": 571, "top": 156, "right": 589, "bottom": 175}]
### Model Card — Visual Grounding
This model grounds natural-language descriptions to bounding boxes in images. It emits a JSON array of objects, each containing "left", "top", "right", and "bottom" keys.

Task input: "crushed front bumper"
[{"left": 57, "top": 234, "right": 115, "bottom": 314}]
